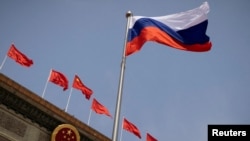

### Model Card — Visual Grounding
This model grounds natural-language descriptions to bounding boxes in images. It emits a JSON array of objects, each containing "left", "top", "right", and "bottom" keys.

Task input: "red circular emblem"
[{"left": 51, "top": 124, "right": 80, "bottom": 141}]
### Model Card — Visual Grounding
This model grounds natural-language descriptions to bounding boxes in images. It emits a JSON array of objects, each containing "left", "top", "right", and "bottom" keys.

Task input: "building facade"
[{"left": 0, "top": 73, "right": 111, "bottom": 141}]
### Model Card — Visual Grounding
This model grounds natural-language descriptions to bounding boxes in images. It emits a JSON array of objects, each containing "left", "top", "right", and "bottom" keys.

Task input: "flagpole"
[
  {"left": 87, "top": 109, "right": 92, "bottom": 125},
  {"left": 65, "top": 88, "right": 73, "bottom": 112},
  {"left": 119, "top": 116, "right": 124, "bottom": 141},
  {"left": 112, "top": 11, "right": 132, "bottom": 141},
  {"left": 41, "top": 69, "right": 52, "bottom": 98},
  {"left": 0, "top": 55, "right": 7, "bottom": 71}
]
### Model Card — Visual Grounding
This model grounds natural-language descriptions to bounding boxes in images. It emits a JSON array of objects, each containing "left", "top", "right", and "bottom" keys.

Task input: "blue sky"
[{"left": 1, "top": 0, "right": 250, "bottom": 141}]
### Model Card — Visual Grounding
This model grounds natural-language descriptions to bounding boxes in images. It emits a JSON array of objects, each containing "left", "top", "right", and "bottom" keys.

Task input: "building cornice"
[{"left": 0, "top": 73, "right": 111, "bottom": 141}]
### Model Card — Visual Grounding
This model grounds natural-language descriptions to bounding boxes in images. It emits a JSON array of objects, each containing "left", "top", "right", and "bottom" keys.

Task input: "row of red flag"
[
  {"left": 4, "top": 43, "right": 158, "bottom": 140},
  {"left": 7, "top": 44, "right": 111, "bottom": 117},
  {"left": 49, "top": 69, "right": 93, "bottom": 99},
  {"left": 49, "top": 70, "right": 112, "bottom": 117},
  {"left": 48, "top": 69, "right": 156, "bottom": 140}
]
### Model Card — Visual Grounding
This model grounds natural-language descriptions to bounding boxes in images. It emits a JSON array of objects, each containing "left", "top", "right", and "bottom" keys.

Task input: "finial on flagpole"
[{"left": 126, "top": 11, "right": 132, "bottom": 18}]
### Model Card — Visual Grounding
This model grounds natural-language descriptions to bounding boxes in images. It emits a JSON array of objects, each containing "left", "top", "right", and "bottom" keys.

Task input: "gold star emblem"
[
  {"left": 51, "top": 124, "right": 80, "bottom": 141},
  {"left": 67, "top": 129, "right": 72, "bottom": 135}
]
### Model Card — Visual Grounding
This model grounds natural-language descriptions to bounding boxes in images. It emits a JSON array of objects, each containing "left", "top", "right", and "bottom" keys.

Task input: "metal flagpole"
[
  {"left": 87, "top": 109, "right": 92, "bottom": 125},
  {"left": 0, "top": 55, "right": 7, "bottom": 71},
  {"left": 65, "top": 88, "right": 73, "bottom": 112},
  {"left": 112, "top": 11, "right": 132, "bottom": 141},
  {"left": 119, "top": 116, "right": 124, "bottom": 141},
  {"left": 41, "top": 69, "right": 52, "bottom": 98}
]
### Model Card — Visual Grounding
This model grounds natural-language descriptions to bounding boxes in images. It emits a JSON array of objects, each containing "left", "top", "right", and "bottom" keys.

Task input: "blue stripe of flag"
[{"left": 128, "top": 18, "right": 210, "bottom": 45}]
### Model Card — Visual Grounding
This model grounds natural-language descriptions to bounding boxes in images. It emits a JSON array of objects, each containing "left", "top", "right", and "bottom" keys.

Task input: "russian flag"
[{"left": 126, "top": 2, "right": 212, "bottom": 56}]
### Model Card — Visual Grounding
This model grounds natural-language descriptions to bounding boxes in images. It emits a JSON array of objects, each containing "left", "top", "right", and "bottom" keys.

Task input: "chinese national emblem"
[{"left": 51, "top": 124, "right": 80, "bottom": 141}]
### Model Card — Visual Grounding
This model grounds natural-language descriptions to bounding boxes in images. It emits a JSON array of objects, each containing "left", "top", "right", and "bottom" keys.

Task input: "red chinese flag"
[
  {"left": 146, "top": 133, "right": 158, "bottom": 141},
  {"left": 123, "top": 118, "right": 141, "bottom": 139},
  {"left": 7, "top": 44, "right": 33, "bottom": 67},
  {"left": 72, "top": 75, "right": 93, "bottom": 100},
  {"left": 91, "top": 98, "right": 112, "bottom": 118},
  {"left": 49, "top": 69, "right": 68, "bottom": 91}
]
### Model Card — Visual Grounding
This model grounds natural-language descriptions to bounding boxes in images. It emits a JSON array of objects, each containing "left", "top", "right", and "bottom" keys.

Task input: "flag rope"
[{"left": 111, "top": 11, "right": 132, "bottom": 141}]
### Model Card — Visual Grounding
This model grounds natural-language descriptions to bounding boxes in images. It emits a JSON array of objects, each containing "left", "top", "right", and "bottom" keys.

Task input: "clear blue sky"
[{"left": 1, "top": 0, "right": 250, "bottom": 141}]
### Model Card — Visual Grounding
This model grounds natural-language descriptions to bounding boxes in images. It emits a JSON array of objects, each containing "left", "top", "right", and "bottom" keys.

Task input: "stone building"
[{"left": 0, "top": 73, "right": 111, "bottom": 141}]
